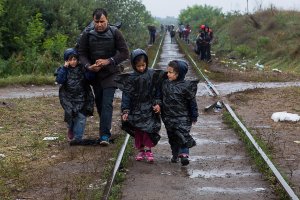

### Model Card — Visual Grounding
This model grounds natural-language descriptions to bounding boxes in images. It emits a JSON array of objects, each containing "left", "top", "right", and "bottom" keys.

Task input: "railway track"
[{"left": 104, "top": 33, "right": 299, "bottom": 200}]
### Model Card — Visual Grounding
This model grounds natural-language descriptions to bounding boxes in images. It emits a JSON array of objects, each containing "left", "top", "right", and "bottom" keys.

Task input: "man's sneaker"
[
  {"left": 135, "top": 151, "right": 145, "bottom": 161},
  {"left": 145, "top": 151, "right": 154, "bottom": 163},
  {"left": 99, "top": 135, "right": 110, "bottom": 146},
  {"left": 67, "top": 129, "right": 74, "bottom": 141},
  {"left": 179, "top": 153, "right": 189, "bottom": 166},
  {"left": 171, "top": 155, "right": 179, "bottom": 163}
]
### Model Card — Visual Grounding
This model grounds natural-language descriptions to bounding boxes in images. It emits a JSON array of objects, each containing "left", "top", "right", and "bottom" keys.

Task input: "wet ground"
[
  {"left": 120, "top": 33, "right": 278, "bottom": 199},
  {"left": 2, "top": 81, "right": 300, "bottom": 100},
  {"left": 1, "top": 34, "right": 300, "bottom": 199}
]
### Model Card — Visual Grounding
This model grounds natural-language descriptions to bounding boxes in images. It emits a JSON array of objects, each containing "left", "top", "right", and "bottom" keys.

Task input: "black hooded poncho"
[
  {"left": 115, "top": 69, "right": 165, "bottom": 145},
  {"left": 56, "top": 64, "right": 94, "bottom": 125},
  {"left": 161, "top": 60, "right": 199, "bottom": 148}
]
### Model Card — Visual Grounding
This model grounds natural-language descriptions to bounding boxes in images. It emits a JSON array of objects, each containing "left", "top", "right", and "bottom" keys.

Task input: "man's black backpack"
[{"left": 75, "top": 21, "right": 122, "bottom": 49}]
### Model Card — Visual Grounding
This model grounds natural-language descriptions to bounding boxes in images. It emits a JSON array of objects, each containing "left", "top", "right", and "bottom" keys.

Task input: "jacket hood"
[
  {"left": 175, "top": 60, "right": 188, "bottom": 81},
  {"left": 130, "top": 48, "right": 148, "bottom": 72},
  {"left": 64, "top": 48, "right": 78, "bottom": 61}
]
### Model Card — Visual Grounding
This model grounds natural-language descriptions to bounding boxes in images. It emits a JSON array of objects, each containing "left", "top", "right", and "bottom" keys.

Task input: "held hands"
[
  {"left": 87, "top": 63, "right": 102, "bottom": 72},
  {"left": 87, "top": 59, "right": 110, "bottom": 72},
  {"left": 153, "top": 104, "right": 161, "bottom": 114},
  {"left": 121, "top": 109, "right": 129, "bottom": 121},
  {"left": 96, "top": 58, "right": 110, "bottom": 67}
]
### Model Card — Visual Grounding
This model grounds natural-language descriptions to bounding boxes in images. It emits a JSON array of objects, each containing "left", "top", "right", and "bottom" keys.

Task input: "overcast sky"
[{"left": 140, "top": 0, "right": 300, "bottom": 18}]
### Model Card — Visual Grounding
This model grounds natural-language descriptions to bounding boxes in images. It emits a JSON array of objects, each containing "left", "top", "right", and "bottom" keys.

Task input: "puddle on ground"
[
  {"left": 194, "top": 138, "right": 240, "bottom": 145},
  {"left": 188, "top": 169, "right": 260, "bottom": 179},
  {"left": 158, "top": 138, "right": 239, "bottom": 145},
  {"left": 189, "top": 155, "right": 246, "bottom": 162},
  {"left": 2, "top": 82, "right": 300, "bottom": 99},
  {"left": 213, "top": 82, "right": 300, "bottom": 96},
  {"left": 196, "top": 187, "right": 266, "bottom": 194}
]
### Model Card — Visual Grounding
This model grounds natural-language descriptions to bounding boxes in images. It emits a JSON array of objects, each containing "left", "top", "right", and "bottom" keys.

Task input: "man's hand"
[
  {"left": 88, "top": 63, "right": 102, "bottom": 72},
  {"left": 96, "top": 59, "right": 110, "bottom": 67}
]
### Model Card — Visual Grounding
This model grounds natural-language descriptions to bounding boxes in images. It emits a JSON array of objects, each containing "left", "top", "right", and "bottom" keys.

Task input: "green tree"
[{"left": 0, "top": 0, "right": 156, "bottom": 76}]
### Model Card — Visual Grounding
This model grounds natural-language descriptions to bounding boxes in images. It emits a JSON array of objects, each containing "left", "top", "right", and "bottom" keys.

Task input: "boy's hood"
[{"left": 176, "top": 60, "right": 188, "bottom": 81}]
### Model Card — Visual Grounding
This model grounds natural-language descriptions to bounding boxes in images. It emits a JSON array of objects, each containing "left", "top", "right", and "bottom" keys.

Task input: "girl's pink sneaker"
[
  {"left": 145, "top": 151, "right": 154, "bottom": 163},
  {"left": 135, "top": 151, "right": 145, "bottom": 161}
]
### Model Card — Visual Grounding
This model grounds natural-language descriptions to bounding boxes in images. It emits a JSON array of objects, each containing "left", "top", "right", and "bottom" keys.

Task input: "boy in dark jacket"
[
  {"left": 115, "top": 49, "right": 164, "bottom": 163},
  {"left": 55, "top": 48, "right": 95, "bottom": 143},
  {"left": 161, "top": 60, "right": 198, "bottom": 166}
]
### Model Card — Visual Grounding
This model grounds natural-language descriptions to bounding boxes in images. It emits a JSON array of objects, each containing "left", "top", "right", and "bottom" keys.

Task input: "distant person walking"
[
  {"left": 195, "top": 24, "right": 206, "bottom": 60},
  {"left": 148, "top": 25, "right": 156, "bottom": 45},
  {"left": 183, "top": 24, "right": 191, "bottom": 44},
  {"left": 178, "top": 23, "right": 185, "bottom": 39},
  {"left": 205, "top": 25, "right": 213, "bottom": 63},
  {"left": 78, "top": 8, "right": 129, "bottom": 145},
  {"left": 170, "top": 25, "right": 176, "bottom": 44}
]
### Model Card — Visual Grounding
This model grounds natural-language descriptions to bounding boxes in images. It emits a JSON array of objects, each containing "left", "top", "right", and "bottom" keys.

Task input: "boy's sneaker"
[
  {"left": 69, "top": 139, "right": 83, "bottom": 146},
  {"left": 67, "top": 129, "right": 74, "bottom": 141},
  {"left": 99, "top": 135, "right": 110, "bottom": 146},
  {"left": 179, "top": 153, "right": 189, "bottom": 166},
  {"left": 145, "top": 150, "right": 154, "bottom": 163},
  {"left": 171, "top": 155, "right": 179, "bottom": 163},
  {"left": 135, "top": 151, "right": 145, "bottom": 161}
]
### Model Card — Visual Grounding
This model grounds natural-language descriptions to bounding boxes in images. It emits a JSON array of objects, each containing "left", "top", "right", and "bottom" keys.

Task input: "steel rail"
[
  {"left": 188, "top": 54, "right": 219, "bottom": 96},
  {"left": 187, "top": 50, "right": 299, "bottom": 200},
  {"left": 224, "top": 102, "right": 299, "bottom": 200},
  {"left": 101, "top": 32, "right": 165, "bottom": 200}
]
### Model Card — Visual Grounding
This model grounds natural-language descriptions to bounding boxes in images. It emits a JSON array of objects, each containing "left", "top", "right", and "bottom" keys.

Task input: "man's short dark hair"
[{"left": 93, "top": 8, "right": 107, "bottom": 19}]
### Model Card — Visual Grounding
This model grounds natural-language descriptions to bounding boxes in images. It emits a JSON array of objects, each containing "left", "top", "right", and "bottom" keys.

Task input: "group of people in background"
[
  {"left": 195, "top": 24, "right": 213, "bottom": 63},
  {"left": 55, "top": 8, "right": 199, "bottom": 166},
  {"left": 163, "top": 22, "right": 214, "bottom": 64},
  {"left": 177, "top": 23, "right": 191, "bottom": 44}
]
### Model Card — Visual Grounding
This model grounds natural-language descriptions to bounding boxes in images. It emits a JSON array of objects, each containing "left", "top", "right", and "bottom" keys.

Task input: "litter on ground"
[{"left": 271, "top": 111, "right": 300, "bottom": 122}]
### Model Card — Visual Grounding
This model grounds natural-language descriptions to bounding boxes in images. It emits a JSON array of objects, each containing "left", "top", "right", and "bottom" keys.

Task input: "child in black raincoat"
[
  {"left": 55, "top": 48, "right": 95, "bottom": 143},
  {"left": 161, "top": 60, "right": 199, "bottom": 166},
  {"left": 115, "top": 49, "right": 164, "bottom": 163}
]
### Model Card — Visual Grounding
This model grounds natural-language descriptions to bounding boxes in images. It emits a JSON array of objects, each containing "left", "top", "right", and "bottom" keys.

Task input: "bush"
[
  {"left": 235, "top": 45, "right": 256, "bottom": 58},
  {"left": 257, "top": 36, "right": 270, "bottom": 53},
  {"left": 0, "top": 58, "right": 8, "bottom": 77}
]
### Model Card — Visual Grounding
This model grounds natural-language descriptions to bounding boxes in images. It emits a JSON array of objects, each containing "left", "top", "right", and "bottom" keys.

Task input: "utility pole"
[{"left": 246, "top": 0, "right": 249, "bottom": 14}]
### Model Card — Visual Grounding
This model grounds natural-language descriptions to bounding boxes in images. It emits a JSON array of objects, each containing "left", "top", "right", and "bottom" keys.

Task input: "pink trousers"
[{"left": 134, "top": 129, "right": 155, "bottom": 149}]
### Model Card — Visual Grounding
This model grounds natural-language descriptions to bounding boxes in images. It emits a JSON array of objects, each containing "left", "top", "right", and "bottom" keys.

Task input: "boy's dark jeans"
[
  {"left": 168, "top": 133, "right": 189, "bottom": 157},
  {"left": 93, "top": 86, "right": 116, "bottom": 138},
  {"left": 69, "top": 112, "right": 87, "bottom": 140}
]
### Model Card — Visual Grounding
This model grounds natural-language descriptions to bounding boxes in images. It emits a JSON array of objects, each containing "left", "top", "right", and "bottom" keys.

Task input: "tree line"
[{"left": 0, "top": 0, "right": 156, "bottom": 77}]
